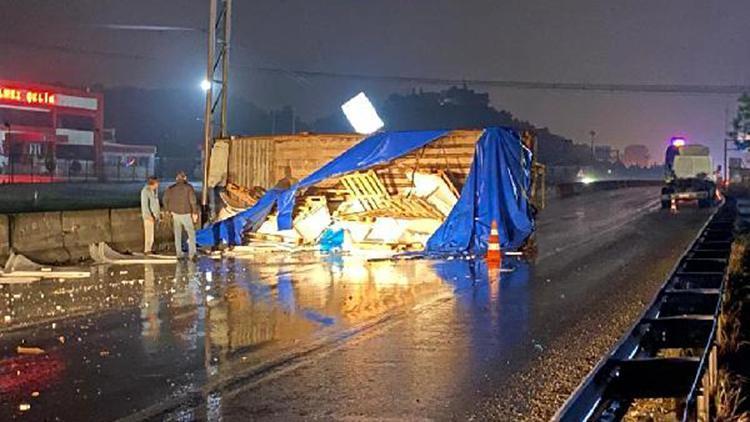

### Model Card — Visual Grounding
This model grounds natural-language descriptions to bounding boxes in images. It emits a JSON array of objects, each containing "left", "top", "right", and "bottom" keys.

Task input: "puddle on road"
[{"left": 0, "top": 253, "right": 530, "bottom": 421}]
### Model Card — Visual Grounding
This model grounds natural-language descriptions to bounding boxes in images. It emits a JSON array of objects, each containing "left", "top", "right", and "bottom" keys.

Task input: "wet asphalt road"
[{"left": 0, "top": 187, "right": 713, "bottom": 421}]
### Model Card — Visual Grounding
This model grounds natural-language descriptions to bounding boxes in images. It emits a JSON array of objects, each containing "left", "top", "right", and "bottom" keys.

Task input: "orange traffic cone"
[{"left": 486, "top": 221, "right": 502, "bottom": 266}]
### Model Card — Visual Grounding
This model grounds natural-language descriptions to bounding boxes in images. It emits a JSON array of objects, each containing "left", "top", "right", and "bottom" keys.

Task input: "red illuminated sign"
[{"left": 0, "top": 86, "right": 56, "bottom": 106}]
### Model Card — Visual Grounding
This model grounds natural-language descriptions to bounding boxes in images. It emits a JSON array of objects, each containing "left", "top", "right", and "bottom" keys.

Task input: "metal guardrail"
[{"left": 555, "top": 201, "right": 735, "bottom": 421}]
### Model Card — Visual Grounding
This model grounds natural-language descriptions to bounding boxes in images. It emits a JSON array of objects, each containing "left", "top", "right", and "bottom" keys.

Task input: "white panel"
[
  {"left": 56, "top": 94, "right": 98, "bottom": 111},
  {"left": 56, "top": 128, "right": 94, "bottom": 145},
  {"left": 341, "top": 92, "right": 384, "bottom": 134},
  {"left": 208, "top": 139, "right": 229, "bottom": 187}
]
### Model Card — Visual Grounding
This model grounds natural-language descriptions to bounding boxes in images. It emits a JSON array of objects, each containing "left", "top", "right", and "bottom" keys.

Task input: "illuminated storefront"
[{"left": 0, "top": 80, "right": 156, "bottom": 182}]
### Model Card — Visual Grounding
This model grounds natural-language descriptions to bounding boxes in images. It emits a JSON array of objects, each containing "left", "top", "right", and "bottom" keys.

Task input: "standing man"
[
  {"left": 140, "top": 176, "right": 160, "bottom": 255},
  {"left": 163, "top": 171, "right": 199, "bottom": 259}
]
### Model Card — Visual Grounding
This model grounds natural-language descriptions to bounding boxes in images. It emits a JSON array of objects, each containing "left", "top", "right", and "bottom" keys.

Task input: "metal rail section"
[{"left": 556, "top": 202, "right": 736, "bottom": 421}]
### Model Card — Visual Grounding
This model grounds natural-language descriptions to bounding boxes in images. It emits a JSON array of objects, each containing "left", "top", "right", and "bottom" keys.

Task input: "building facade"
[
  {"left": 0, "top": 80, "right": 155, "bottom": 182},
  {"left": 623, "top": 144, "right": 651, "bottom": 168},
  {"left": 593, "top": 145, "right": 620, "bottom": 163}
]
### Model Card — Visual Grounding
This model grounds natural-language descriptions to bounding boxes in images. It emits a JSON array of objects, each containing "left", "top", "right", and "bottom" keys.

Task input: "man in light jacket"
[
  {"left": 140, "top": 176, "right": 160, "bottom": 254},
  {"left": 162, "top": 171, "right": 199, "bottom": 259}
]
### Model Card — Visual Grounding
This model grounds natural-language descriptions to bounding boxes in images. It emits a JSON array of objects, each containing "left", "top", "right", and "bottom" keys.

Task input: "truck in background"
[{"left": 661, "top": 142, "right": 717, "bottom": 209}]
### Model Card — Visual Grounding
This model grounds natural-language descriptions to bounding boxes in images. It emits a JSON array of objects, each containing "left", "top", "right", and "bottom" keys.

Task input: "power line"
[
  {"left": 245, "top": 66, "right": 750, "bottom": 95},
  {"left": 0, "top": 39, "right": 151, "bottom": 61},
  {"left": 87, "top": 24, "right": 200, "bottom": 32},
  {"left": 4, "top": 37, "right": 749, "bottom": 96}
]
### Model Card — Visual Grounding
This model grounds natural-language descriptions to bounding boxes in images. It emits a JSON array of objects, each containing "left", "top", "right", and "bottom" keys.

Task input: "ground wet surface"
[{"left": 0, "top": 187, "right": 714, "bottom": 421}]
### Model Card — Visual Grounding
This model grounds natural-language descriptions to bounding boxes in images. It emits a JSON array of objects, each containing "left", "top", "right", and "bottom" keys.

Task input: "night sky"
[{"left": 1, "top": 0, "right": 749, "bottom": 161}]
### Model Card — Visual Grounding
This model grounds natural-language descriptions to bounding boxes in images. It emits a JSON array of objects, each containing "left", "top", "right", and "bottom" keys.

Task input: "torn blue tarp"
[
  {"left": 196, "top": 188, "right": 282, "bottom": 247},
  {"left": 275, "top": 129, "right": 449, "bottom": 229},
  {"left": 197, "top": 129, "right": 448, "bottom": 246},
  {"left": 425, "top": 127, "right": 534, "bottom": 254}
]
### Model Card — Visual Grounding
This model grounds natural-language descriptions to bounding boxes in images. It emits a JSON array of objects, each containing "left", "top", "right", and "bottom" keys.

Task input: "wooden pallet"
[
  {"left": 355, "top": 197, "right": 444, "bottom": 220},
  {"left": 340, "top": 170, "right": 391, "bottom": 211},
  {"left": 339, "top": 170, "right": 443, "bottom": 220}
]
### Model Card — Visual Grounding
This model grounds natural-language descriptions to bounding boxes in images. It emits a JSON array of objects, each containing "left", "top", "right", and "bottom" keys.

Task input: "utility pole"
[
  {"left": 724, "top": 105, "right": 730, "bottom": 183},
  {"left": 4, "top": 123, "right": 12, "bottom": 184},
  {"left": 589, "top": 130, "right": 596, "bottom": 161},
  {"left": 201, "top": 0, "right": 232, "bottom": 213}
]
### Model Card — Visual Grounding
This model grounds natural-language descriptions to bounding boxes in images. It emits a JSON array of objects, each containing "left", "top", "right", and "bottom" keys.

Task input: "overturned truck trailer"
[{"left": 198, "top": 127, "right": 541, "bottom": 256}]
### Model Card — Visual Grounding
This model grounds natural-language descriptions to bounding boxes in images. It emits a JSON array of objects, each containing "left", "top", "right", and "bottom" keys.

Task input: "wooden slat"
[{"left": 227, "top": 129, "right": 481, "bottom": 202}]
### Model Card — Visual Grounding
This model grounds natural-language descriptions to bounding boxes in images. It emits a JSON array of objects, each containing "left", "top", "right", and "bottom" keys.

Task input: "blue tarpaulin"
[
  {"left": 275, "top": 129, "right": 449, "bottom": 229},
  {"left": 197, "top": 127, "right": 534, "bottom": 252},
  {"left": 196, "top": 188, "right": 283, "bottom": 247},
  {"left": 425, "top": 127, "right": 533, "bottom": 254}
]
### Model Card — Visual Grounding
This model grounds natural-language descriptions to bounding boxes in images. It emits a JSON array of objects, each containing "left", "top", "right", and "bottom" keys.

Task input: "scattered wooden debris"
[
  {"left": 294, "top": 198, "right": 332, "bottom": 243},
  {"left": 4, "top": 271, "right": 89, "bottom": 279},
  {"left": 223, "top": 183, "right": 266, "bottom": 208},
  {"left": 220, "top": 132, "right": 543, "bottom": 255},
  {"left": 0, "top": 276, "right": 42, "bottom": 284},
  {"left": 17, "top": 346, "right": 45, "bottom": 355}
]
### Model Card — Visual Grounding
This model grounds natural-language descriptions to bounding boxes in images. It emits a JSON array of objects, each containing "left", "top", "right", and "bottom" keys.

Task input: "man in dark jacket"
[{"left": 163, "top": 171, "right": 199, "bottom": 259}]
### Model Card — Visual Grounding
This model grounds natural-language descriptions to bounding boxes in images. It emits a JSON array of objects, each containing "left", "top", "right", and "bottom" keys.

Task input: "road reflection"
[{"left": 0, "top": 253, "right": 530, "bottom": 421}]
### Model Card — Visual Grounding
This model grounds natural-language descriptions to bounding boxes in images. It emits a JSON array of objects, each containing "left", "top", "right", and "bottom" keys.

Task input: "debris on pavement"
[
  {"left": 17, "top": 346, "right": 46, "bottom": 355},
  {"left": 4, "top": 251, "right": 45, "bottom": 273},
  {"left": 0, "top": 276, "right": 42, "bottom": 284},
  {"left": 216, "top": 169, "right": 458, "bottom": 256},
  {"left": 2, "top": 270, "right": 89, "bottom": 279},
  {"left": 89, "top": 242, "right": 177, "bottom": 264},
  {"left": 2, "top": 251, "right": 90, "bottom": 279}
]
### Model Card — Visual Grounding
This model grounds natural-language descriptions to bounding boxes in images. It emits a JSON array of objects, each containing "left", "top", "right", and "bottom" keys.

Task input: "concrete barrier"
[
  {"left": 62, "top": 209, "right": 112, "bottom": 261},
  {"left": 110, "top": 208, "right": 173, "bottom": 253},
  {"left": 11, "top": 211, "right": 68, "bottom": 263},
  {"left": 155, "top": 216, "right": 175, "bottom": 248},
  {"left": 110, "top": 208, "right": 144, "bottom": 253},
  {"left": 4, "top": 207, "right": 175, "bottom": 264}
]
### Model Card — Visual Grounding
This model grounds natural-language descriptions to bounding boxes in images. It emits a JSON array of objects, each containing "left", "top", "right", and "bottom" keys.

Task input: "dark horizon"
[{"left": 2, "top": 1, "right": 748, "bottom": 161}]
